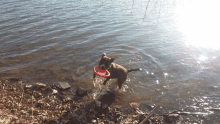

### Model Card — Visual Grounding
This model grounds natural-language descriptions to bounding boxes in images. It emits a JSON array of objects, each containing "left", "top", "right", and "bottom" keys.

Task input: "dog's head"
[{"left": 99, "top": 53, "right": 115, "bottom": 70}]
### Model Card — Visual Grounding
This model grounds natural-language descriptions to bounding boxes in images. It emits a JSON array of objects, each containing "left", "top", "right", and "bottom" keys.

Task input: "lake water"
[{"left": 1, "top": 0, "right": 220, "bottom": 122}]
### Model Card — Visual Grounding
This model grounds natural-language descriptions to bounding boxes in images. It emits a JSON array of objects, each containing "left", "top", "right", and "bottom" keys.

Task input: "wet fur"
[{"left": 93, "top": 53, "right": 141, "bottom": 89}]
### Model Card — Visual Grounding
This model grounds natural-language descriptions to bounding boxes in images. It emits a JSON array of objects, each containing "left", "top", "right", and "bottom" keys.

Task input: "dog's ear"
[
  {"left": 102, "top": 53, "right": 106, "bottom": 58},
  {"left": 110, "top": 58, "right": 115, "bottom": 63}
]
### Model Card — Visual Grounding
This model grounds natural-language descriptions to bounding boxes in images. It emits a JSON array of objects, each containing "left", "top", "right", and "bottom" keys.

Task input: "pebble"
[
  {"left": 92, "top": 119, "right": 96, "bottom": 124},
  {"left": 76, "top": 87, "right": 87, "bottom": 97},
  {"left": 95, "top": 100, "right": 102, "bottom": 109},
  {"left": 36, "top": 82, "right": 47, "bottom": 88},
  {"left": 58, "top": 82, "right": 71, "bottom": 90}
]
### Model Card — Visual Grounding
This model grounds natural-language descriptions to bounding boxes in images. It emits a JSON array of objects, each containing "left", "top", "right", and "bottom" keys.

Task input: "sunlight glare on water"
[
  {"left": 174, "top": 0, "right": 220, "bottom": 50},
  {"left": 198, "top": 55, "right": 208, "bottom": 61}
]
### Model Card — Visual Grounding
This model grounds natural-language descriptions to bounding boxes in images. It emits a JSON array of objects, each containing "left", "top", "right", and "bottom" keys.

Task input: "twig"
[
  {"left": 19, "top": 81, "right": 24, "bottom": 107},
  {"left": 139, "top": 105, "right": 158, "bottom": 124},
  {"left": 148, "top": 0, "right": 159, "bottom": 16},
  {"left": 131, "top": 0, "right": 135, "bottom": 18},
  {"left": 157, "top": 0, "right": 163, "bottom": 24},
  {"left": 32, "top": 91, "right": 35, "bottom": 116},
  {"left": 142, "top": 0, "right": 151, "bottom": 23},
  {"left": 93, "top": 0, "right": 108, "bottom": 12}
]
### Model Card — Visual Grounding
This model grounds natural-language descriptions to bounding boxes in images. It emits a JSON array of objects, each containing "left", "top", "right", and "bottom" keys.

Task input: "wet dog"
[{"left": 93, "top": 53, "right": 142, "bottom": 89}]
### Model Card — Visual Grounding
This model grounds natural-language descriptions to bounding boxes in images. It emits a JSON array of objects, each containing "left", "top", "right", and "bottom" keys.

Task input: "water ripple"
[{"left": 0, "top": 1, "right": 220, "bottom": 122}]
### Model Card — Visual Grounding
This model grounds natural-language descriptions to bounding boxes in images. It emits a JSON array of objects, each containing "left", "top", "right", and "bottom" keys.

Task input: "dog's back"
[{"left": 108, "top": 63, "right": 128, "bottom": 79}]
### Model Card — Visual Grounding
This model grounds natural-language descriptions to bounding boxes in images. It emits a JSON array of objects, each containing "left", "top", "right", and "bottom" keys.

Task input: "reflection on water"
[
  {"left": 174, "top": 0, "right": 220, "bottom": 50},
  {"left": 0, "top": 0, "right": 220, "bottom": 123},
  {"left": 198, "top": 55, "right": 208, "bottom": 62}
]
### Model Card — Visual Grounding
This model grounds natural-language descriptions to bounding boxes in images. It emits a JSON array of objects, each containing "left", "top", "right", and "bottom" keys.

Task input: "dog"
[{"left": 93, "top": 53, "right": 142, "bottom": 89}]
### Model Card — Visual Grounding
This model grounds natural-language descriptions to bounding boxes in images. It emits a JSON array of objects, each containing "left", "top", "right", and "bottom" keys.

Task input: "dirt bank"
[{"left": 0, "top": 77, "right": 205, "bottom": 124}]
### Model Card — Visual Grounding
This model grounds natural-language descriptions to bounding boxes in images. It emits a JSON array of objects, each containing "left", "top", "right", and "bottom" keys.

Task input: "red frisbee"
[{"left": 93, "top": 66, "right": 110, "bottom": 78}]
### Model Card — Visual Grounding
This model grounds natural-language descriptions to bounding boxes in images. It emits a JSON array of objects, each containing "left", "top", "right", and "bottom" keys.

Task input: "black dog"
[{"left": 93, "top": 53, "right": 142, "bottom": 89}]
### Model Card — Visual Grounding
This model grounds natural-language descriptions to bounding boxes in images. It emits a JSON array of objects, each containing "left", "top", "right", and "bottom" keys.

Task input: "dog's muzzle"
[{"left": 100, "top": 64, "right": 105, "bottom": 70}]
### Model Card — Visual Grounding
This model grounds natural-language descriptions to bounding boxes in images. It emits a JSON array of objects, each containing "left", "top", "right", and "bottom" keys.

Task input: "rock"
[
  {"left": 163, "top": 114, "right": 180, "bottom": 123},
  {"left": 35, "top": 98, "right": 45, "bottom": 108},
  {"left": 115, "top": 111, "right": 121, "bottom": 118},
  {"left": 34, "top": 91, "right": 43, "bottom": 99},
  {"left": 35, "top": 102, "right": 43, "bottom": 108},
  {"left": 139, "top": 103, "right": 154, "bottom": 112},
  {"left": 24, "top": 84, "right": 38, "bottom": 91},
  {"left": 36, "top": 82, "right": 47, "bottom": 88},
  {"left": 35, "top": 82, "right": 53, "bottom": 92},
  {"left": 77, "top": 109, "right": 87, "bottom": 121},
  {"left": 43, "top": 120, "right": 58, "bottom": 124},
  {"left": 25, "top": 84, "right": 33, "bottom": 89},
  {"left": 97, "top": 113, "right": 105, "bottom": 118},
  {"left": 11, "top": 109, "right": 16, "bottom": 114},
  {"left": 58, "top": 82, "right": 71, "bottom": 90},
  {"left": 72, "top": 74, "right": 77, "bottom": 80},
  {"left": 51, "top": 89, "right": 58, "bottom": 95},
  {"left": 108, "top": 121, "right": 115, "bottom": 124},
  {"left": 129, "top": 102, "right": 139, "bottom": 108},
  {"left": 101, "top": 103, "right": 109, "bottom": 110},
  {"left": 76, "top": 87, "right": 87, "bottom": 97},
  {"left": 92, "top": 119, "right": 96, "bottom": 124},
  {"left": 72, "top": 96, "right": 83, "bottom": 101},
  {"left": 20, "top": 110, "right": 27, "bottom": 115},
  {"left": 1, "top": 77, "right": 21, "bottom": 82},
  {"left": 114, "top": 108, "right": 120, "bottom": 112},
  {"left": 94, "top": 100, "right": 102, "bottom": 109},
  {"left": 18, "top": 81, "right": 22, "bottom": 85},
  {"left": 63, "top": 97, "right": 72, "bottom": 103}
]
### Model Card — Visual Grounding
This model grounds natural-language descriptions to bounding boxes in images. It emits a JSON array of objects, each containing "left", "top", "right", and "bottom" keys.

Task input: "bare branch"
[
  {"left": 139, "top": 105, "right": 158, "bottom": 124},
  {"left": 93, "top": 0, "right": 108, "bottom": 13},
  {"left": 131, "top": 0, "right": 135, "bottom": 18},
  {"left": 157, "top": 0, "right": 163, "bottom": 24},
  {"left": 142, "top": 0, "right": 151, "bottom": 23},
  {"left": 148, "top": 0, "right": 159, "bottom": 16}
]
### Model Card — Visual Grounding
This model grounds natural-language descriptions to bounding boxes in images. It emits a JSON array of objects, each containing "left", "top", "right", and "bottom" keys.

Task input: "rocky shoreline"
[{"left": 0, "top": 77, "right": 204, "bottom": 124}]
